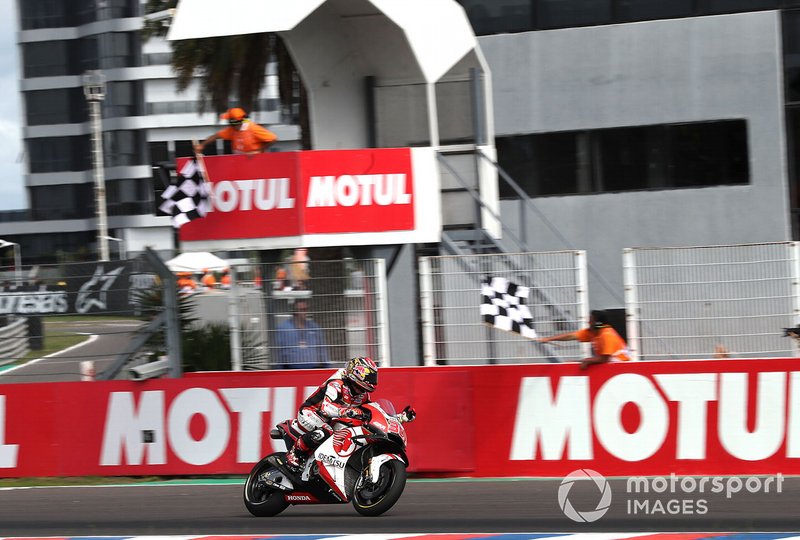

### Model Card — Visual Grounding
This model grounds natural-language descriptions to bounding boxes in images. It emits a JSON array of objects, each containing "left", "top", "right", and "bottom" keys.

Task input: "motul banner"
[
  {"left": 178, "top": 148, "right": 441, "bottom": 251},
  {"left": 0, "top": 359, "right": 797, "bottom": 478}
]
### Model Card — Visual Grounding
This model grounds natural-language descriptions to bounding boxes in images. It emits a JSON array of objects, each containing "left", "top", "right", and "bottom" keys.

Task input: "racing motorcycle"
[{"left": 244, "top": 399, "right": 412, "bottom": 517}]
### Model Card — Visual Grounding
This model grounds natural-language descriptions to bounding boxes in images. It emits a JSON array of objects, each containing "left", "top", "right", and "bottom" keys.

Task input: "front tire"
[
  {"left": 243, "top": 455, "right": 291, "bottom": 517},
  {"left": 352, "top": 460, "right": 407, "bottom": 516}
]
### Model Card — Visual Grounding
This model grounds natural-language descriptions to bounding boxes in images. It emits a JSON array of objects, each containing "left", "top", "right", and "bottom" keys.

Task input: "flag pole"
[{"left": 193, "top": 139, "right": 210, "bottom": 180}]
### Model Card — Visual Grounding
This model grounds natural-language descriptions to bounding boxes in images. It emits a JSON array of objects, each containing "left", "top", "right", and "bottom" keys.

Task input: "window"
[
  {"left": 105, "top": 81, "right": 141, "bottom": 117},
  {"left": 107, "top": 178, "right": 152, "bottom": 216},
  {"left": 784, "top": 10, "right": 800, "bottom": 104},
  {"left": 30, "top": 184, "right": 93, "bottom": 220},
  {"left": 697, "top": 0, "right": 779, "bottom": 15},
  {"left": 615, "top": 0, "right": 694, "bottom": 22},
  {"left": 149, "top": 142, "right": 169, "bottom": 165},
  {"left": 21, "top": 0, "right": 71, "bottom": 30},
  {"left": 460, "top": 0, "right": 534, "bottom": 35},
  {"left": 596, "top": 126, "right": 650, "bottom": 191},
  {"left": 787, "top": 106, "right": 800, "bottom": 238},
  {"left": 25, "top": 89, "right": 86, "bottom": 125},
  {"left": 668, "top": 122, "right": 749, "bottom": 187},
  {"left": 75, "top": 0, "right": 99, "bottom": 25},
  {"left": 497, "top": 120, "right": 749, "bottom": 198},
  {"left": 79, "top": 37, "right": 100, "bottom": 73},
  {"left": 175, "top": 140, "right": 196, "bottom": 158},
  {"left": 537, "top": 0, "right": 612, "bottom": 29},
  {"left": 23, "top": 42, "right": 71, "bottom": 78},
  {"left": 27, "top": 136, "right": 91, "bottom": 173},
  {"left": 496, "top": 132, "right": 580, "bottom": 197},
  {"left": 99, "top": 33, "right": 139, "bottom": 69},
  {"left": 105, "top": 130, "right": 143, "bottom": 167}
]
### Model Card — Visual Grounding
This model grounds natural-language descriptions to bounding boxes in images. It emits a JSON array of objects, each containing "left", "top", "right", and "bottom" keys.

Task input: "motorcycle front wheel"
[
  {"left": 243, "top": 455, "right": 290, "bottom": 517},
  {"left": 352, "top": 460, "right": 407, "bottom": 516}
]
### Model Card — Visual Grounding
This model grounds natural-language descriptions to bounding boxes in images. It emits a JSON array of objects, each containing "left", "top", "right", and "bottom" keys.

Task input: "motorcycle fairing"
[
  {"left": 314, "top": 425, "right": 367, "bottom": 501},
  {"left": 367, "top": 452, "right": 405, "bottom": 483}
]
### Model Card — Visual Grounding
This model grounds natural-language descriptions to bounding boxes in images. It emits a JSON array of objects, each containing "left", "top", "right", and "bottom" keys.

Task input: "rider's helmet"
[{"left": 345, "top": 356, "right": 378, "bottom": 394}]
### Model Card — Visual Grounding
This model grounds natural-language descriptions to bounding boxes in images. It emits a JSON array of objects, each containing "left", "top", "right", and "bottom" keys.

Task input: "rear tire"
[
  {"left": 352, "top": 460, "right": 407, "bottom": 516},
  {"left": 243, "top": 455, "right": 291, "bottom": 517}
]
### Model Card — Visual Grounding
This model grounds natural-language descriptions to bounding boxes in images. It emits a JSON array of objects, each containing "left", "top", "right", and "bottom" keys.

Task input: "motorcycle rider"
[{"left": 284, "top": 355, "right": 415, "bottom": 471}]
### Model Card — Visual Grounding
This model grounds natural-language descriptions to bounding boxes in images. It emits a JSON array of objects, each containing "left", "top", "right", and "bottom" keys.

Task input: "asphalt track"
[{"left": 0, "top": 477, "right": 798, "bottom": 536}]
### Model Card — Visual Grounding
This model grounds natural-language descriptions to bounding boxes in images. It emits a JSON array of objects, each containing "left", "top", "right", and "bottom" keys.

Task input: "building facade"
[
  {"left": 459, "top": 0, "right": 800, "bottom": 308},
  {"left": 2, "top": 0, "right": 299, "bottom": 264}
]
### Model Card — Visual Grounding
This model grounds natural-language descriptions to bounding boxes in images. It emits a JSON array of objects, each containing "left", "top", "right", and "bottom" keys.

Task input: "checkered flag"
[
  {"left": 159, "top": 158, "right": 210, "bottom": 228},
  {"left": 480, "top": 276, "right": 537, "bottom": 339}
]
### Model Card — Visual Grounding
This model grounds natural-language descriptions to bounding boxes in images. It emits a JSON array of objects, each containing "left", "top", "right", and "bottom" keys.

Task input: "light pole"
[
  {"left": 83, "top": 70, "right": 110, "bottom": 262},
  {"left": 0, "top": 239, "right": 21, "bottom": 285},
  {"left": 100, "top": 235, "right": 126, "bottom": 261}
]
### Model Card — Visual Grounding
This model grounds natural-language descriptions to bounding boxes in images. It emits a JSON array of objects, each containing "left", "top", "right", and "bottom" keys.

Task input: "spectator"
[
  {"left": 201, "top": 268, "right": 217, "bottom": 290},
  {"left": 220, "top": 269, "right": 231, "bottom": 289},
  {"left": 289, "top": 248, "right": 310, "bottom": 289},
  {"left": 275, "top": 300, "right": 330, "bottom": 369},
  {"left": 176, "top": 272, "right": 197, "bottom": 294},
  {"left": 194, "top": 107, "right": 278, "bottom": 155},
  {"left": 714, "top": 344, "right": 731, "bottom": 358},
  {"left": 274, "top": 265, "right": 290, "bottom": 291},
  {"left": 536, "top": 309, "right": 631, "bottom": 369}
]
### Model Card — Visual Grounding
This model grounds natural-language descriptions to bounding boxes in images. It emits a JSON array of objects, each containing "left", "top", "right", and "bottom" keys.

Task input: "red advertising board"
[
  {"left": 179, "top": 152, "right": 301, "bottom": 241},
  {"left": 178, "top": 148, "right": 419, "bottom": 244},
  {"left": 299, "top": 148, "right": 414, "bottom": 234},
  {"left": 0, "top": 359, "right": 797, "bottom": 478}
]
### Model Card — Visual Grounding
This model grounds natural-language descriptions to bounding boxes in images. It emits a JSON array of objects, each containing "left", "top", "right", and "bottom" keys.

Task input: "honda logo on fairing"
[{"left": 286, "top": 494, "right": 312, "bottom": 501}]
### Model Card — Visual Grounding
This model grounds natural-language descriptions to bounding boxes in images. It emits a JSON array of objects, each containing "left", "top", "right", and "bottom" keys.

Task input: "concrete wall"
[
  {"left": 355, "top": 244, "right": 419, "bottom": 366},
  {"left": 479, "top": 11, "right": 790, "bottom": 308}
]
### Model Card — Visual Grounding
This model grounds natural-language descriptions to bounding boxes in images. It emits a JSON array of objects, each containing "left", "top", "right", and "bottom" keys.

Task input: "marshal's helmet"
[{"left": 345, "top": 356, "right": 378, "bottom": 393}]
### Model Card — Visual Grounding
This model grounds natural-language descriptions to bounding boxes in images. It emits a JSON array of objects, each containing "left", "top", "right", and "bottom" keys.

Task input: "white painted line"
[{"left": 0, "top": 334, "right": 97, "bottom": 375}]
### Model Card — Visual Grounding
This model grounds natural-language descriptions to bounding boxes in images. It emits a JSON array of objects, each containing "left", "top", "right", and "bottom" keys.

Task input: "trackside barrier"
[
  {"left": 0, "top": 359, "right": 798, "bottom": 477},
  {"left": 0, "top": 317, "right": 29, "bottom": 364}
]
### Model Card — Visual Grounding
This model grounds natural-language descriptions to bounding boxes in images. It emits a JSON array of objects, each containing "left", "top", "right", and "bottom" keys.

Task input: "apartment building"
[{"left": 2, "top": 0, "right": 299, "bottom": 264}]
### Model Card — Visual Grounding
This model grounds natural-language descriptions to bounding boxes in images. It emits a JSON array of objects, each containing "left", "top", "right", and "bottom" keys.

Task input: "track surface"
[{"left": 0, "top": 478, "right": 798, "bottom": 536}]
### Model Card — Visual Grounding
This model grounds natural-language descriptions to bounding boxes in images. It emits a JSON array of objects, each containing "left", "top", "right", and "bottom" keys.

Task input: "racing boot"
[{"left": 284, "top": 438, "right": 311, "bottom": 472}]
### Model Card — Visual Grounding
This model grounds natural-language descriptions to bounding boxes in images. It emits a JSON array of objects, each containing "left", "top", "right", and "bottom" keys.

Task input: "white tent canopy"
[
  {"left": 166, "top": 252, "right": 228, "bottom": 273},
  {"left": 167, "top": 0, "right": 490, "bottom": 151},
  {"left": 167, "top": 0, "right": 476, "bottom": 84}
]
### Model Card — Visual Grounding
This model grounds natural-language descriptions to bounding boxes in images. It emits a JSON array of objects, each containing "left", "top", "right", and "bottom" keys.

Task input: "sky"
[{"left": 0, "top": 0, "right": 28, "bottom": 211}]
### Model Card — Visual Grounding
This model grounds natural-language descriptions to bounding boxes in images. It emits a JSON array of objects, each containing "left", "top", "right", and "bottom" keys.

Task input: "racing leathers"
[{"left": 284, "top": 368, "right": 371, "bottom": 469}]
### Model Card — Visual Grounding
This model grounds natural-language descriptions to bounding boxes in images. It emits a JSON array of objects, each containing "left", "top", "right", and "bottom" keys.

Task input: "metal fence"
[
  {"left": 624, "top": 242, "right": 800, "bottom": 361},
  {"left": 0, "top": 255, "right": 170, "bottom": 381},
  {"left": 419, "top": 251, "right": 589, "bottom": 365},
  {"left": 229, "top": 258, "right": 389, "bottom": 370}
]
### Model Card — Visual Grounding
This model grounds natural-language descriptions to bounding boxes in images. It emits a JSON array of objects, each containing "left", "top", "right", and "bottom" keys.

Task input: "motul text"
[
  {"left": 207, "top": 178, "right": 295, "bottom": 212},
  {"left": 511, "top": 372, "right": 800, "bottom": 462}
]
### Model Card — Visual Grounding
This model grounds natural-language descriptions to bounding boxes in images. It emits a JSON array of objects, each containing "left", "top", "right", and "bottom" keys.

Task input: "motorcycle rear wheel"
[
  {"left": 352, "top": 460, "right": 407, "bottom": 516},
  {"left": 243, "top": 455, "right": 291, "bottom": 517}
]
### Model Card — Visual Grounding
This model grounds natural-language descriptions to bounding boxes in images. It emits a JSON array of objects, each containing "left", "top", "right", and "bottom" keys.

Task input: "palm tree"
[{"left": 143, "top": 0, "right": 310, "bottom": 148}]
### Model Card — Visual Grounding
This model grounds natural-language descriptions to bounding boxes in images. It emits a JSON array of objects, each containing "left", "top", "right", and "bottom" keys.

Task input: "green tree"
[{"left": 143, "top": 0, "right": 310, "bottom": 148}]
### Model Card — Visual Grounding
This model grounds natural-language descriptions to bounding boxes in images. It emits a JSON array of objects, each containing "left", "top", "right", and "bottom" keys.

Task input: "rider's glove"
[
  {"left": 399, "top": 405, "right": 416, "bottom": 423},
  {"left": 342, "top": 407, "right": 362, "bottom": 419}
]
